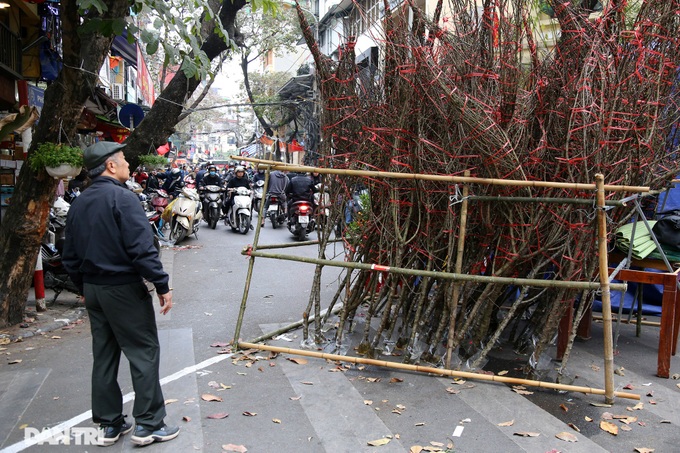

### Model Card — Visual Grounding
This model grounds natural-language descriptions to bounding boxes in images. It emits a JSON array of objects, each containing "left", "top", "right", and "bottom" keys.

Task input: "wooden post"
[
  {"left": 238, "top": 342, "right": 640, "bottom": 400},
  {"left": 232, "top": 166, "right": 271, "bottom": 347},
  {"left": 446, "top": 171, "right": 469, "bottom": 368},
  {"left": 595, "top": 174, "right": 615, "bottom": 403}
]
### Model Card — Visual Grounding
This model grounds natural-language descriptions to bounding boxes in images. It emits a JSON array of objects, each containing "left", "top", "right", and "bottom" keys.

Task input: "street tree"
[
  {"left": 236, "top": 5, "right": 301, "bottom": 136},
  {"left": 0, "top": 0, "right": 278, "bottom": 327}
]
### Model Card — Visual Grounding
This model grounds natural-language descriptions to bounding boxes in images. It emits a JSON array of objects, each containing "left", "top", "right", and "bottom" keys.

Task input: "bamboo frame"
[
  {"left": 234, "top": 156, "right": 650, "bottom": 193},
  {"left": 230, "top": 164, "right": 627, "bottom": 403},
  {"left": 593, "top": 314, "right": 661, "bottom": 327},
  {"left": 238, "top": 342, "right": 640, "bottom": 400}
]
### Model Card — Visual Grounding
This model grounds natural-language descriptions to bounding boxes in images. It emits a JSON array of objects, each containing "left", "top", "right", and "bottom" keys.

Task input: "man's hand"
[{"left": 158, "top": 291, "right": 173, "bottom": 315}]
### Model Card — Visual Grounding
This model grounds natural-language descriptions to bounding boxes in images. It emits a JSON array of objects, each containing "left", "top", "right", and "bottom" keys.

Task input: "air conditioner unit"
[{"left": 112, "top": 83, "right": 124, "bottom": 100}]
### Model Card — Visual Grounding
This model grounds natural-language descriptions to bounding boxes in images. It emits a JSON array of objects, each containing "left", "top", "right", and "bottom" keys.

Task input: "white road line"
[{"left": 0, "top": 353, "right": 232, "bottom": 453}]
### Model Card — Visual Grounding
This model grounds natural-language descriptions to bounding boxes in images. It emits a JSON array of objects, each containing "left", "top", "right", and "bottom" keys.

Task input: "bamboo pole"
[
  {"left": 254, "top": 238, "right": 343, "bottom": 250},
  {"left": 469, "top": 195, "right": 625, "bottom": 206},
  {"left": 592, "top": 314, "right": 660, "bottom": 327},
  {"left": 446, "top": 171, "right": 470, "bottom": 368},
  {"left": 248, "top": 304, "right": 344, "bottom": 344},
  {"left": 596, "top": 174, "right": 615, "bottom": 404},
  {"left": 234, "top": 156, "right": 650, "bottom": 193},
  {"left": 232, "top": 166, "right": 271, "bottom": 344},
  {"left": 238, "top": 342, "right": 640, "bottom": 400},
  {"left": 243, "top": 248, "right": 628, "bottom": 291}
]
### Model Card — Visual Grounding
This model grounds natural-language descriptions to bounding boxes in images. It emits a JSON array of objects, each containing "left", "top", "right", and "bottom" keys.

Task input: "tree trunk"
[
  {"left": 240, "top": 51, "right": 275, "bottom": 137},
  {"left": 0, "top": 0, "right": 247, "bottom": 327},
  {"left": 0, "top": 0, "right": 130, "bottom": 327}
]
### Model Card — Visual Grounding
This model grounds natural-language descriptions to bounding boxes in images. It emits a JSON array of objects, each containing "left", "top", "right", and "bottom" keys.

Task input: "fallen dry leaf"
[
  {"left": 272, "top": 418, "right": 281, "bottom": 424},
  {"left": 389, "top": 377, "right": 404, "bottom": 383},
  {"left": 367, "top": 377, "right": 381, "bottom": 383},
  {"left": 614, "top": 367, "right": 625, "bottom": 376},
  {"left": 8, "top": 359, "right": 21, "bottom": 364},
  {"left": 616, "top": 416, "right": 637, "bottom": 424},
  {"left": 498, "top": 370, "right": 508, "bottom": 376},
  {"left": 222, "top": 444, "right": 247, "bottom": 452},
  {"left": 301, "top": 381, "right": 314, "bottom": 385},
  {"left": 410, "top": 447, "right": 423, "bottom": 453},
  {"left": 623, "top": 384, "right": 634, "bottom": 390},
  {"left": 51, "top": 336, "right": 61, "bottom": 339},
  {"left": 600, "top": 420, "right": 619, "bottom": 435},
  {"left": 590, "top": 364, "right": 600, "bottom": 371},
  {"left": 364, "top": 400, "right": 373, "bottom": 405},
  {"left": 627, "top": 402, "right": 644, "bottom": 411},
  {"left": 429, "top": 441, "right": 444, "bottom": 447},
  {"left": 634, "top": 448, "right": 655, "bottom": 453},
  {"left": 287, "top": 357, "right": 308, "bottom": 365},
  {"left": 585, "top": 416, "right": 593, "bottom": 422},
  {"left": 513, "top": 432, "right": 540, "bottom": 437},
  {"left": 164, "top": 399, "right": 179, "bottom": 405},
  {"left": 555, "top": 431, "right": 578, "bottom": 442},
  {"left": 221, "top": 384, "right": 232, "bottom": 390},
  {"left": 560, "top": 404, "right": 569, "bottom": 412},
  {"left": 242, "top": 411, "right": 257, "bottom": 416},
  {"left": 620, "top": 425, "right": 633, "bottom": 432},
  {"left": 497, "top": 420, "right": 515, "bottom": 427},
  {"left": 208, "top": 381, "right": 221, "bottom": 389},
  {"left": 415, "top": 422, "right": 425, "bottom": 426},
  {"left": 602, "top": 412, "right": 614, "bottom": 420},
  {"left": 367, "top": 438, "right": 390, "bottom": 446},
  {"left": 211, "top": 342, "right": 229, "bottom": 348},
  {"left": 182, "top": 416, "right": 191, "bottom": 422},
  {"left": 207, "top": 412, "right": 229, "bottom": 419},
  {"left": 568, "top": 423, "right": 580, "bottom": 432},
  {"left": 512, "top": 388, "right": 534, "bottom": 395},
  {"left": 201, "top": 394, "right": 223, "bottom": 402},
  {"left": 290, "top": 395, "right": 302, "bottom": 401}
]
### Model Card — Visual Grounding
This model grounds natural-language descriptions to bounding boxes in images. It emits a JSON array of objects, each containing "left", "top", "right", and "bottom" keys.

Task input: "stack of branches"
[{"left": 295, "top": 0, "right": 680, "bottom": 373}]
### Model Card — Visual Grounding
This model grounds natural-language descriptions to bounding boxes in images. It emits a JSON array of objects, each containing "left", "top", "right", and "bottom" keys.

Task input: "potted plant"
[
  {"left": 138, "top": 154, "right": 168, "bottom": 170},
  {"left": 29, "top": 143, "right": 84, "bottom": 179}
]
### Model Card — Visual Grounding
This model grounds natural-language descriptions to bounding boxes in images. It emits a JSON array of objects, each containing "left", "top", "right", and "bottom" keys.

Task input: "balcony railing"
[{"left": 0, "top": 22, "right": 22, "bottom": 79}]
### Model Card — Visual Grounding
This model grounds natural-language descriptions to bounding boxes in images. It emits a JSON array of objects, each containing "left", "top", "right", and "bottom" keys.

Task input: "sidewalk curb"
[{"left": 1, "top": 307, "right": 87, "bottom": 342}]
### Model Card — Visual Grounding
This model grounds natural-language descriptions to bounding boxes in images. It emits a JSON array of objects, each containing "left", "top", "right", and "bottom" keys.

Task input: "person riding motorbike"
[
  {"left": 162, "top": 167, "right": 184, "bottom": 198},
  {"left": 224, "top": 166, "right": 251, "bottom": 217},
  {"left": 252, "top": 166, "right": 266, "bottom": 185},
  {"left": 262, "top": 170, "right": 288, "bottom": 227},
  {"left": 199, "top": 165, "right": 222, "bottom": 188},
  {"left": 285, "top": 172, "right": 316, "bottom": 214}
]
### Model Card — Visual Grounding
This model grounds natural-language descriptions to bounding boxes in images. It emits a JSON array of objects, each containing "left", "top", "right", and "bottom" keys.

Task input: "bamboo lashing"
[
  {"left": 237, "top": 342, "right": 640, "bottom": 401},
  {"left": 233, "top": 156, "right": 650, "bottom": 193},
  {"left": 595, "top": 174, "right": 615, "bottom": 404}
]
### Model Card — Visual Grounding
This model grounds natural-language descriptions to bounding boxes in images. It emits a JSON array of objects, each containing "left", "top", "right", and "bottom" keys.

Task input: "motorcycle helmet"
[
  {"left": 171, "top": 167, "right": 180, "bottom": 175},
  {"left": 208, "top": 165, "right": 217, "bottom": 176},
  {"left": 235, "top": 165, "right": 245, "bottom": 173}
]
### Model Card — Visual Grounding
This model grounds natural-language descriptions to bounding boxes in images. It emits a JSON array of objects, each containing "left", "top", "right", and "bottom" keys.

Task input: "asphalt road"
[{"left": 1, "top": 212, "right": 680, "bottom": 452}]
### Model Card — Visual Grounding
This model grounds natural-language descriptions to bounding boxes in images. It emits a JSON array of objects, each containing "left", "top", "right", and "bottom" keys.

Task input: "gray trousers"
[{"left": 84, "top": 281, "right": 166, "bottom": 429}]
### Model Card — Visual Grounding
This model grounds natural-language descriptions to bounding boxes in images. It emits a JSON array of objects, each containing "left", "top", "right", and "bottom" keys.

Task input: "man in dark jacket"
[
  {"left": 286, "top": 172, "right": 316, "bottom": 213},
  {"left": 62, "top": 141, "right": 180, "bottom": 447}
]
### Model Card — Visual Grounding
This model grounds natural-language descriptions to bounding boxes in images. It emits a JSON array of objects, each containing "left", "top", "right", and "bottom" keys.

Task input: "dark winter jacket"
[
  {"left": 267, "top": 171, "right": 288, "bottom": 195},
  {"left": 62, "top": 176, "right": 169, "bottom": 294},
  {"left": 286, "top": 174, "right": 315, "bottom": 203}
]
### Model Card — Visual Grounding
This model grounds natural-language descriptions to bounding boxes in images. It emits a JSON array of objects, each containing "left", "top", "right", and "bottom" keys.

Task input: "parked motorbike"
[
  {"left": 253, "top": 179, "right": 265, "bottom": 214},
  {"left": 266, "top": 193, "right": 286, "bottom": 229},
  {"left": 288, "top": 199, "right": 315, "bottom": 240},
  {"left": 224, "top": 186, "right": 253, "bottom": 234},
  {"left": 169, "top": 187, "right": 202, "bottom": 244},
  {"left": 200, "top": 185, "right": 224, "bottom": 230},
  {"left": 42, "top": 208, "right": 79, "bottom": 303}
]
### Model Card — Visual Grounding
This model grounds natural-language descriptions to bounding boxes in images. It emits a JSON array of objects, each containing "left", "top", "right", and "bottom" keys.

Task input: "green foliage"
[
  {"left": 138, "top": 154, "right": 168, "bottom": 169},
  {"left": 346, "top": 193, "right": 371, "bottom": 241},
  {"left": 28, "top": 143, "right": 84, "bottom": 172}
]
